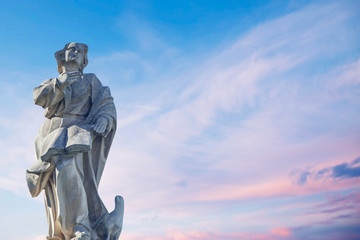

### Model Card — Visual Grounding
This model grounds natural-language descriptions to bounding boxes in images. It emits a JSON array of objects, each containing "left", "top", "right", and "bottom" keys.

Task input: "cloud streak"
[{"left": 293, "top": 157, "right": 360, "bottom": 185}]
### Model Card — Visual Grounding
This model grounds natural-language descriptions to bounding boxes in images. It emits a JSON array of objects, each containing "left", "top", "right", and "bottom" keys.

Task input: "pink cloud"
[
  {"left": 123, "top": 230, "right": 285, "bottom": 240},
  {"left": 26, "top": 236, "right": 46, "bottom": 240},
  {"left": 181, "top": 174, "right": 359, "bottom": 204},
  {"left": 270, "top": 227, "right": 291, "bottom": 237},
  {"left": 305, "top": 192, "right": 360, "bottom": 223}
]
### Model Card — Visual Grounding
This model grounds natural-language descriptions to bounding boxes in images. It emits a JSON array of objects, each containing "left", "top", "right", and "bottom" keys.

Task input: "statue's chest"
[{"left": 71, "top": 78, "right": 91, "bottom": 99}]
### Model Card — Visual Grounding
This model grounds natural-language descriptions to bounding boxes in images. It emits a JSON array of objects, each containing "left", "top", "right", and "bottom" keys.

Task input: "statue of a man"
[{"left": 26, "top": 43, "right": 124, "bottom": 240}]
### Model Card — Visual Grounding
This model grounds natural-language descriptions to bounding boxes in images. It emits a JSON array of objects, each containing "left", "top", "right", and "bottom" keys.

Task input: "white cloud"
[{"left": 87, "top": 2, "right": 360, "bottom": 219}]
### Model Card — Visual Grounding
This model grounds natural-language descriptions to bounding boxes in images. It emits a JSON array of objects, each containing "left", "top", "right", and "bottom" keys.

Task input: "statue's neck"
[{"left": 62, "top": 61, "right": 81, "bottom": 73}]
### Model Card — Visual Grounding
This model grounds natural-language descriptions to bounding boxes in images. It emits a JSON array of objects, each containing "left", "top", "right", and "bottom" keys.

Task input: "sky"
[{"left": 0, "top": 0, "right": 359, "bottom": 239}]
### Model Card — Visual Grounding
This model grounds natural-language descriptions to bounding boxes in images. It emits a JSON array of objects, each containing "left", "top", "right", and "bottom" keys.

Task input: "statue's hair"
[{"left": 55, "top": 42, "right": 88, "bottom": 74}]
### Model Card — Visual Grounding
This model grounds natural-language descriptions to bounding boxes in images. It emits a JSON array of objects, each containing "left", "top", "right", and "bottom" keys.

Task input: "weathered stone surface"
[{"left": 26, "top": 42, "right": 124, "bottom": 240}]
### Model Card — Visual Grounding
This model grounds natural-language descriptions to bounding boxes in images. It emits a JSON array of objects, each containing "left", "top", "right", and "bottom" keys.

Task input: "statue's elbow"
[{"left": 33, "top": 96, "right": 45, "bottom": 107}]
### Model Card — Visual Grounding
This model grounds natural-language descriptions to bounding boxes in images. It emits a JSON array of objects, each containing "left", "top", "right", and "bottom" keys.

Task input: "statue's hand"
[
  {"left": 58, "top": 71, "right": 81, "bottom": 85},
  {"left": 92, "top": 117, "right": 108, "bottom": 135}
]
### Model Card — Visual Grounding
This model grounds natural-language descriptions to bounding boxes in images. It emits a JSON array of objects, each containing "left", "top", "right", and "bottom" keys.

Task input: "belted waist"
[{"left": 55, "top": 113, "right": 87, "bottom": 119}]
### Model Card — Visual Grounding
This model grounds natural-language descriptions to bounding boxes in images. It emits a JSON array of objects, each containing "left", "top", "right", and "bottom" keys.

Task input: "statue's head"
[{"left": 55, "top": 42, "right": 88, "bottom": 74}]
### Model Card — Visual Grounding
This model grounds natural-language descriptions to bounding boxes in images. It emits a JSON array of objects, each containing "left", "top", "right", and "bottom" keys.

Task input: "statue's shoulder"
[
  {"left": 83, "top": 73, "right": 101, "bottom": 82},
  {"left": 83, "top": 73, "right": 105, "bottom": 93},
  {"left": 83, "top": 73, "right": 98, "bottom": 80},
  {"left": 84, "top": 73, "right": 96, "bottom": 77},
  {"left": 40, "top": 77, "right": 56, "bottom": 85},
  {"left": 83, "top": 73, "right": 101, "bottom": 85}
]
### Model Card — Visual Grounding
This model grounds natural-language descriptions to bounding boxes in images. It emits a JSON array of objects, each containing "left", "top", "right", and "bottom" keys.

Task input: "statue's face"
[{"left": 64, "top": 43, "right": 85, "bottom": 66}]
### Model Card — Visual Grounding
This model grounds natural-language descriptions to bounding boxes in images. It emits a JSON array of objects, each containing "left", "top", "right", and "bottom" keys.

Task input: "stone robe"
[{"left": 26, "top": 73, "right": 117, "bottom": 240}]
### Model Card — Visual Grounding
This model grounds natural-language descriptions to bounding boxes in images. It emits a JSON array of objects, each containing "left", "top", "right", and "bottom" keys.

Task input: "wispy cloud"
[
  {"left": 332, "top": 160, "right": 360, "bottom": 179},
  {"left": 93, "top": 6, "right": 360, "bottom": 240},
  {"left": 292, "top": 157, "right": 360, "bottom": 185},
  {"left": 123, "top": 229, "right": 291, "bottom": 240}
]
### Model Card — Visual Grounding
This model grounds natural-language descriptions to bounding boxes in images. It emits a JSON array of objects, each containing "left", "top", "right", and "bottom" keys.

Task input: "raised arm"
[{"left": 33, "top": 72, "right": 80, "bottom": 108}]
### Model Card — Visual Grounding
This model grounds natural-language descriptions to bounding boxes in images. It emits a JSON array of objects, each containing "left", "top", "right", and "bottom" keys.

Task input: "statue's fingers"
[
  {"left": 95, "top": 121, "right": 102, "bottom": 129},
  {"left": 94, "top": 124, "right": 100, "bottom": 132},
  {"left": 97, "top": 124, "right": 106, "bottom": 133},
  {"left": 93, "top": 122, "right": 106, "bottom": 134},
  {"left": 97, "top": 125, "right": 104, "bottom": 133}
]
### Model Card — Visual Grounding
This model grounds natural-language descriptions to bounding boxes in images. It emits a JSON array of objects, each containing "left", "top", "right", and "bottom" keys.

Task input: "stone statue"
[{"left": 26, "top": 42, "right": 124, "bottom": 240}]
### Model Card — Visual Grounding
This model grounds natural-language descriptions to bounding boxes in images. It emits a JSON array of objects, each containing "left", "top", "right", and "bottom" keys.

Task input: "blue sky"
[{"left": 0, "top": 1, "right": 360, "bottom": 239}]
